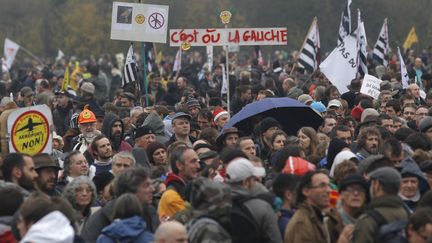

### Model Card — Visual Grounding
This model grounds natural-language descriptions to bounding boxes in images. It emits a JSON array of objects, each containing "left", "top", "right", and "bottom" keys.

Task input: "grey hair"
[
  {"left": 113, "top": 151, "right": 136, "bottom": 166},
  {"left": 62, "top": 176, "right": 96, "bottom": 212},
  {"left": 130, "top": 106, "right": 144, "bottom": 118}
]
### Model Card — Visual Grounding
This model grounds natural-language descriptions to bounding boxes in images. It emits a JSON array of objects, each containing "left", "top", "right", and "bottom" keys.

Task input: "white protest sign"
[
  {"left": 169, "top": 28, "right": 288, "bottom": 46},
  {"left": 360, "top": 74, "right": 382, "bottom": 99},
  {"left": 319, "top": 35, "right": 358, "bottom": 94},
  {"left": 111, "top": 2, "right": 169, "bottom": 43}
]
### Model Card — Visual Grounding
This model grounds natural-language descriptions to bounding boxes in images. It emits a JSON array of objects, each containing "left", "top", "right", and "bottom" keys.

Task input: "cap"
[
  {"left": 198, "top": 150, "right": 218, "bottom": 161},
  {"left": 310, "top": 101, "right": 327, "bottom": 113},
  {"left": 360, "top": 108, "right": 379, "bottom": 123},
  {"left": 297, "top": 94, "right": 313, "bottom": 105},
  {"left": 226, "top": 158, "right": 265, "bottom": 183},
  {"left": 171, "top": 112, "right": 192, "bottom": 124},
  {"left": 282, "top": 156, "right": 316, "bottom": 175},
  {"left": 338, "top": 173, "right": 368, "bottom": 193},
  {"left": 33, "top": 153, "right": 61, "bottom": 171},
  {"left": 368, "top": 167, "right": 401, "bottom": 185},
  {"left": 351, "top": 105, "right": 364, "bottom": 121},
  {"left": 78, "top": 108, "right": 97, "bottom": 124},
  {"left": 213, "top": 109, "right": 229, "bottom": 122},
  {"left": 80, "top": 82, "right": 95, "bottom": 94},
  {"left": 135, "top": 125, "right": 154, "bottom": 139},
  {"left": 20, "top": 87, "right": 34, "bottom": 97},
  {"left": 327, "top": 99, "right": 342, "bottom": 109},
  {"left": 419, "top": 116, "right": 432, "bottom": 133},
  {"left": 259, "top": 117, "right": 280, "bottom": 134},
  {"left": 187, "top": 97, "right": 200, "bottom": 110},
  {"left": 92, "top": 171, "right": 114, "bottom": 193},
  {"left": 122, "top": 92, "right": 136, "bottom": 101}
]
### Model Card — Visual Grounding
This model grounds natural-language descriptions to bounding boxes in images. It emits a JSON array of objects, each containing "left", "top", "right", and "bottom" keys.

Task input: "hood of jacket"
[
  {"left": 102, "top": 112, "right": 124, "bottom": 151},
  {"left": 401, "top": 157, "right": 430, "bottom": 193},
  {"left": 101, "top": 216, "right": 148, "bottom": 240},
  {"left": 20, "top": 211, "right": 74, "bottom": 243},
  {"left": 143, "top": 112, "right": 167, "bottom": 143}
]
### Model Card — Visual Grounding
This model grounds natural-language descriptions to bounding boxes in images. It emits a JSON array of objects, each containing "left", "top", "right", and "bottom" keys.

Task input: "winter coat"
[
  {"left": 158, "top": 173, "right": 187, "bottom": 220},
  {"left": 53, "top": 102, "right": 74, "bottom": 137},
  {"left": 96, "top": 216, "right": 154, "bottom": 243},
  {"left": 351, "top": 195, "right": 408, "bottom": 243},
  {"left": 230, "top": 185, "right": 283, "bottom": 243},
  {"left": 19, "top": 211, "right": 74, "bottom": 243},
  {"left": 285, "top": 203, "right": 330, "bottom": 243}
]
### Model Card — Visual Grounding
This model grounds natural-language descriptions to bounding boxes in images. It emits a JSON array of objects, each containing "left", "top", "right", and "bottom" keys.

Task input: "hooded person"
[
  {"left": 399, "top": 157, "right": 430, "bottom": 212},
  {"left": 143, "top": 112, "right": 168, "bottom": 145},
  {"left": 101, "top": 112, "right": 133, "bottom": 153},
  {"left": 185, "top": 177, "right": 232, "bottom": 243}
]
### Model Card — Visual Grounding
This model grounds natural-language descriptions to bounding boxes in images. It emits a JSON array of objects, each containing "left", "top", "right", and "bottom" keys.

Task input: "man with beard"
[
  {"left": 33, "top": 153, "right": 62, "bottom": 196},
  {"left": 355, "top": 127, "right": 382, "bottom": 161},
  {"left": 1, "top": 153, "right": 38, "bottom": 196},
  {"left": 89, "top": 134, "right": 113, "bottom": 179},
  {"left": 73, "top": 107, "right": 101, "bottom": 163},
  {"left": 101, "top": 113, "right": 132, "bottom": 154}
]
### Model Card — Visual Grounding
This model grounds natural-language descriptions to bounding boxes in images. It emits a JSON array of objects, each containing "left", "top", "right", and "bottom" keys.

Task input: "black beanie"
[{"left": 92, "top": 171, "right": 114, "bottom": 193}]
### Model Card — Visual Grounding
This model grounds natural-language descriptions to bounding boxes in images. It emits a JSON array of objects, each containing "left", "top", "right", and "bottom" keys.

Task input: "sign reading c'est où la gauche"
[
  {"left": 7, "top": 105, "right": 53, "bottom": 156},
  {"left": 169, "top": 28, "right": 288, "bottom": 46}
]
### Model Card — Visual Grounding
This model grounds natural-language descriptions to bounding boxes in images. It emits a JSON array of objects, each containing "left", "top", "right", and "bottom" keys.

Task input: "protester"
[{"left": 1, "top": 153, "right": 38, "bottom": 196}]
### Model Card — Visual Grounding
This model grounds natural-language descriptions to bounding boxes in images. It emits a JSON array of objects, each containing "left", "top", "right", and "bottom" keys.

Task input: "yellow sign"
[
  {"left": 181, "top": 41, "right": 191, "bottom": 51},
  {"left": 11, "top": 110, "right": 49, "bottom": 156},
  {"left": 220, "top": 10, "right": 232, "bottom": 24},
  {"left": 135, "top": 14, "right": 145, "bottom": 24}
]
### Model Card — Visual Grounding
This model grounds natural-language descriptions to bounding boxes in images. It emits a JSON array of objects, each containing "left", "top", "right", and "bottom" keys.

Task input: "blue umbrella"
[{"left": 223, "top": 97, "right": 323, "bottom": 136}]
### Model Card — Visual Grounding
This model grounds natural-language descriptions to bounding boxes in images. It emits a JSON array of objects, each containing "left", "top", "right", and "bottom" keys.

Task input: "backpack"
[
  {"left": 367, "top": 209, "right": 409, "bottom": 243},
  {"left": 231, "top": 195, "right": 265, "bottom": 243}
]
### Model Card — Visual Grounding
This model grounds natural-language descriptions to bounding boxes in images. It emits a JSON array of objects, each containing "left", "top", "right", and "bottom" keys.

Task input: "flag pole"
[
  {"left": 355, "top": 9, "right": 361, "bottom": 79},
  {"left": 141, "top": 43, "right": 148, "bottom": 108},
  {"left": 291, "top": 17, "right": 317, "bottom": 75},
  {"left": 18, "top": 45, "right": 44, "bottom": 65},
  {"left": 225, "top": 23, "right": 230, "bottom": 114}
]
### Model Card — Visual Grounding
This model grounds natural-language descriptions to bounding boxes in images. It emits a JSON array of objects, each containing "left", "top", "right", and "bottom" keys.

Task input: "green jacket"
[{"left": 352, "top": 195, "right": 408, "bottom": 243}]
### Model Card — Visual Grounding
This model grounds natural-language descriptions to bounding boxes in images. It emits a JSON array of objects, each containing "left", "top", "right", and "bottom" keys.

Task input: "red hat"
[
  {"left": 213, "top": 109, "right": 229, "bottom": 122},
  {"left": 351, "top": 105, "right": 364, "bottom": 122},
  {"left": 282, "top": 156, "right": 316, "bottom": 176}
]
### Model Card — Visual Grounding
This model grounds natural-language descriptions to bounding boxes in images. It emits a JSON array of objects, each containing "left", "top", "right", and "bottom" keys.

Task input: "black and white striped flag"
[
  {"left": 372, "top": 19, "right": 389, "bottom": 67},
  {"left": 338, "top": 0, "right": 352, "bottom": 45},
  {"left": 122, "top": 44, "right": 138, "bottom": 89},
  {"left": 298, "top": 17, "right": 320, "bottom": 73},
  {"left": 357, "top": 9, "right": 368, "bottom": 77}
]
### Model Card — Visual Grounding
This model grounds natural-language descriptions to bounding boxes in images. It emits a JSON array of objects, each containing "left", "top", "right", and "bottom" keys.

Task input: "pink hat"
[{"left": 213, "top": 109, "right": 229, "bottom": 122}]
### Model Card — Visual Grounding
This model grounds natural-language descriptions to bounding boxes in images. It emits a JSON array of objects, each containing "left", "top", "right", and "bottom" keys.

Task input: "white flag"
[
  {"left": 173, "top": 48, "right": 182, "bottom": 73},
  {"left": 4, "top": 38, "right": 20, "bottom": 69},
  {"left": 319, "top": 34, "right": 358, "bottom": 94},
  {"left": 206, "top": 45, "right": 213, "bottom": 72},
  {"left": 56, "top": 49, "right": 65, "bottom": 61},
  {"left": 221, "top": 64, "right": 228, "bottom": 95},
  {"left": 397, "top": 47, "right": 409, "bottom": 89}
]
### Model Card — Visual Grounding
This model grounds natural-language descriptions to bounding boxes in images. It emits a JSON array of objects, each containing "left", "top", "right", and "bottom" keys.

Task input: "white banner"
[
  {"left": 4, "top": 38, "right": 20, "bottom": 69},
  {"left": 319, "top": 35, "right": 358, "bottom": 94},
  {"left": 360, "top": 74, "right": 382, "bottom": 99},
  {"left": 170, "top": 28, "right": 288, "bottom": 46},
  {"left": 206, "top": 45, "right": 213, "bottom": 72},
  {"left": 111, "top": 2, "right": 169, "bottom": 43}
]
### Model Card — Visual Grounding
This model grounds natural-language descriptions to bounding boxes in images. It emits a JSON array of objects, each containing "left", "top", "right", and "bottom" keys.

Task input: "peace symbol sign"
[{"left": 148, "top": 13, "right": 164, "bottom": 29}]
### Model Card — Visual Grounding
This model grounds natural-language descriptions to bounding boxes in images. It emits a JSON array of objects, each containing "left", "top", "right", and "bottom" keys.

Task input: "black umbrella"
[{"left": 223, "top": 97, "right": 323, "bottom": 135}]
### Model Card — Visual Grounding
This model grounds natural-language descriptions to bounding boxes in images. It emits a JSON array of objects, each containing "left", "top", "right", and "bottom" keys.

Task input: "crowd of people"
[{"left": 1, "top": 47, "right": 432, "bottom": 243}]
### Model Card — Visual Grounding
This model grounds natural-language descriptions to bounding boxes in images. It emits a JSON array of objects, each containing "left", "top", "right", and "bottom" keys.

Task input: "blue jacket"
[{"left": 96, "top": 216, "right": 154, "bottom": 243}]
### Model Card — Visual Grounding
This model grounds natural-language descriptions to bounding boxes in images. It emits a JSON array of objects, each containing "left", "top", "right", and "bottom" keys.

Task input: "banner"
[
  {"left": 319, "top": 35, "right": 358, "bottom": 94},
  {"left": 403, "top": 27, "right": 418, "bottom": 50},
  {"left": 170, "top": 28, "right": 288, "bottom": 46},
  {"left": 3, "top": 38, "right": 20, "bottom": 69},
  {"left": 360, "top": 74, "right": 382, "bottom": 99},
  {"left": 111, "top": 2, "right": 169, "bottom": 43}
]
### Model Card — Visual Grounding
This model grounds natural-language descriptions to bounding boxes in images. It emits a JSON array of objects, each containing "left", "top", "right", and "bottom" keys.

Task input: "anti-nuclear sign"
[
  {"left": 111, "top": 2, "right": 169, "bottom": 43},
  {"left": 7, "top": 105, "right": 53, "bottom": 156}
]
